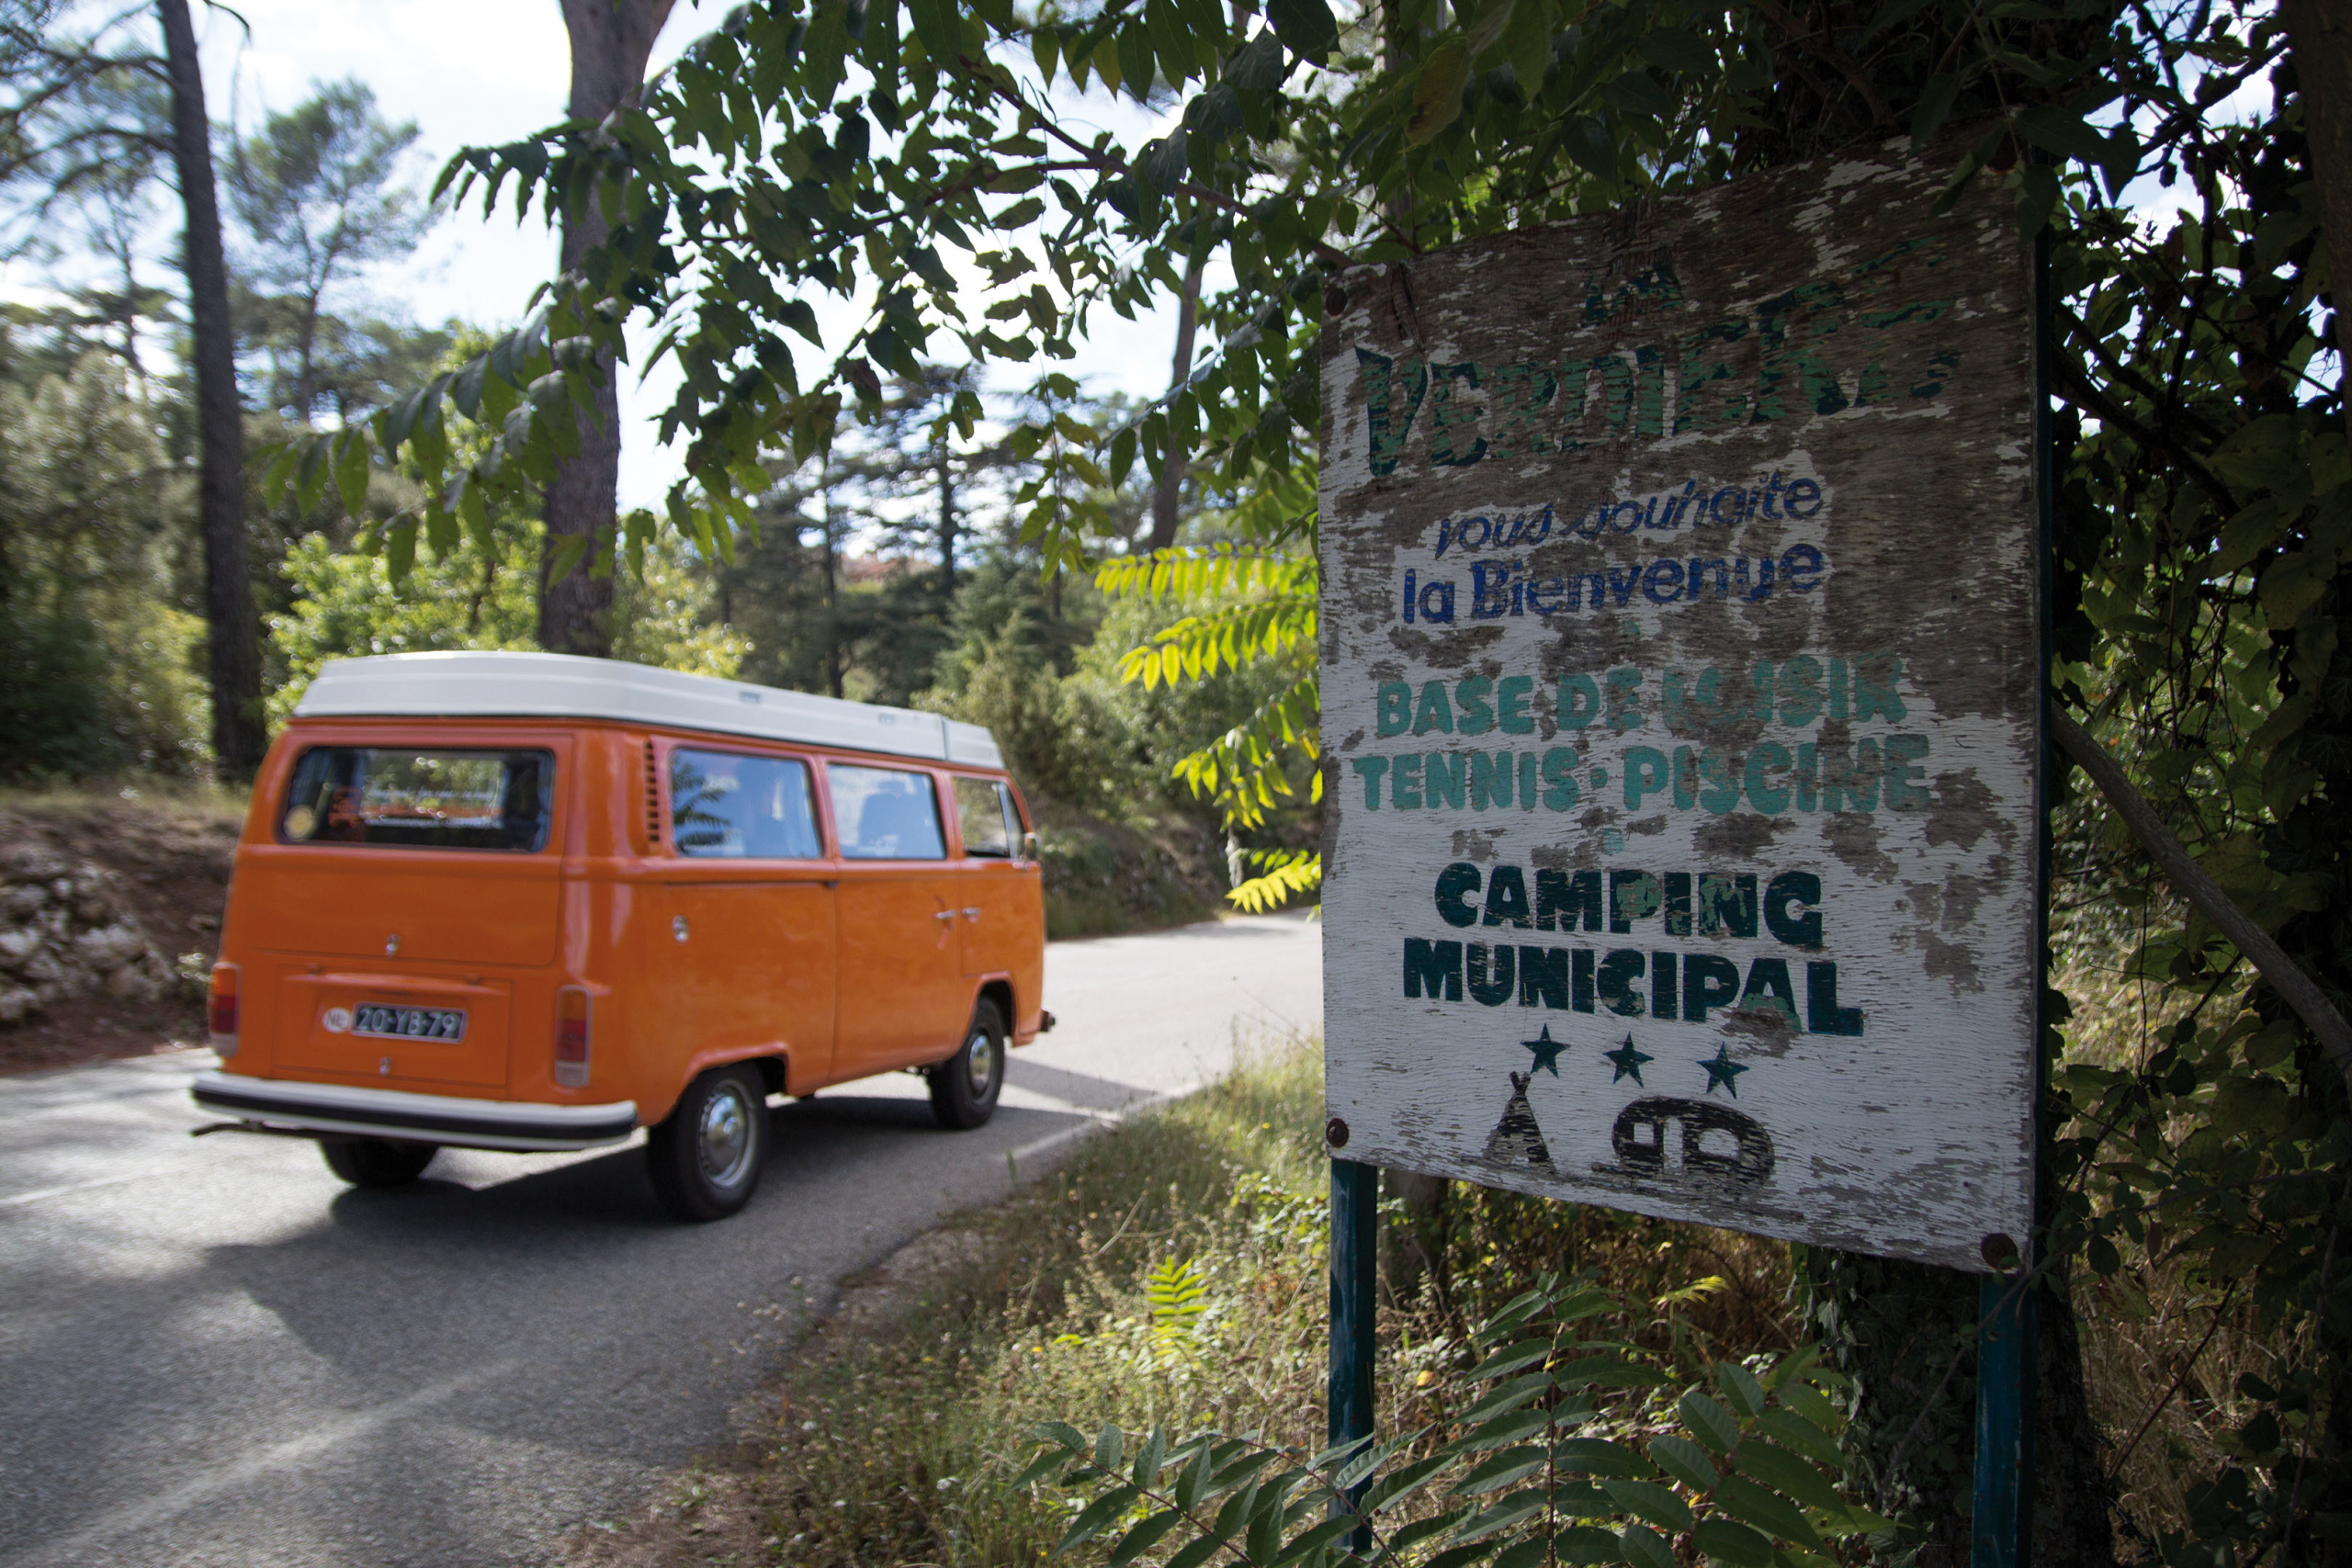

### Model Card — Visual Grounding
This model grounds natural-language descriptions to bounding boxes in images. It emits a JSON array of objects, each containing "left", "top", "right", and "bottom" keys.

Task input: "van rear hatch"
[
  {"left": 256, "top": 742, "right": 562, "bottom": 963},
  {"left": 274, "top": 969, "right": 514, "bottom": 1088}
]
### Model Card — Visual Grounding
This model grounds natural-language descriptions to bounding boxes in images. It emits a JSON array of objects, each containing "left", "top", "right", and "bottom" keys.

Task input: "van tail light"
[
  {"left": 555, "top": 986, "right": 592, "bottom": 1089},
  {"left": 208, "top": 963, "right": 240, "bottom": 1057}
]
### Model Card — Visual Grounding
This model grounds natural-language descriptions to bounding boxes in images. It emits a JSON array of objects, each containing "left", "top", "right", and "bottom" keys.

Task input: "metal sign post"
[
  {"left": 1315, "top": 132, "right": 2047, "bottom": 1550},
  {"left": 1327, "top": 1155, "right": 1376, "bottom": 1544}
]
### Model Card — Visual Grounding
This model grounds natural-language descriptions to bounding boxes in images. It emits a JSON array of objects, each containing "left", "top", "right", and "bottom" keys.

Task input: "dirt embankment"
[{"left": 0, "top": 795, "right": 239, "bottom": 1075}]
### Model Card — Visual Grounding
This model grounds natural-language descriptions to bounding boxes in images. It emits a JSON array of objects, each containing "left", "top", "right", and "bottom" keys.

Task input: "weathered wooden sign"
[{"left": 1318, "top": 139, "right": 2039, "bottom": 1272}]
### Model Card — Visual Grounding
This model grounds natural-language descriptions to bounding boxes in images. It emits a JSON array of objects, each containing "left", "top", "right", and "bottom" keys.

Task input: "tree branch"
[{"left": 2051, "top": 706, "right": 2352, "bottom": 1095}]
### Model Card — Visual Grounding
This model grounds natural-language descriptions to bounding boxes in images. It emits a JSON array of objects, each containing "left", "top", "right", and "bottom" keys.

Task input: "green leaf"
[
  {"left": 296, "top": 433, "right": 331, "bottom": 514},
  {"left": 261, "top": 439, "right": 302, "bottom": 502},
  {"left": 1601, "top": 1478, "right": 1693, "bottom": 1533},
  {"left": 1709, "top": 1475, "right": 1822, "bottom": 1549},
  {"left": 1450, "top": 1490, "right": 1548, "bottom": 1546},
  {"left": 1691, "top": 1517, "right": 1774, "bottom": 1566},
  {"left": 1132, "top": 1427, "right": 1168, "bottom": 1487},
  {"left": 1265, "top": 0, "right": 1338, "bottom": 59},
  {"left": 386, "top": 517, "right": 419, "bottom": 586},
  {"left": 1550, "top": 1526, "right": 1623, "bottom": 1565},
  {"left": 1560, "top": 113, "right": 1616, "bottom": 179},
  {"left": 1552, "top": 1355, "right": 1669, "bottom": 1392},
  {"left": 1501, "top": 0, "right": 1553, "bottom": 92},
  {"left": 1276, "top": 1516, "right": 1363, "bottom": 1565},
  {"left": 1011, "top": 1450, "right": 1068, "bottom": 1490},
  {"left": 1465, "top": 1372, "right": 1553, "bottom": 1417},
  {"left": 1107, "top": 1508, "right": 1183, "bottom": 1568},
  {"left": 1553, "top": 1438, "right": 1655, "bottom": 1479},
  {"left": 1117, "top": 20, "right": 1156, "bottom": 98},
  {"left": 1454, "top": 1408, "right": 1554, "bottom": 1452},
  {"left": 908, "top": 244, "right": 957, "bottom": 292},
  {"left": 1619, "top": 1521, "right": 1676, "bottom": 1568},
  {"left": 1036, "top": 1419, "right": 1089, "bottom": 1453},
  {"left": 1730, "top": 1441, "right": 1846, "bottom": 1516},
  {"left": 1647, "top": 1434, "right": 1718, "bottom": 1492},
  {"left": 1163, "top": 1535, "right": 1225, "bottom": 1568},
  {"left": 456, "top": 475, "right": 492, "bottom": 557},
  {"left": 1055, "top": 1484, "right": 1141, "bottom": 1556},
  {"left": 1910, "top": 73, "right": 1960, "bottom": 147},
  {"left": 1753, "top": 1409, "right": 1841, "bottom": 1470},
  {"left": 1636, "top": 27, "right": 1714, "bottom": 73},
  {"left": 1466, "top": 0, "right": 1518, "bottom": 62},
  {"left": 1715, "top": 1362, "right": 1767, "bottom": 1418},
  {"left": 1464, "top": 1336, "right": 1559, "bottom": 1382},
  {"left": 1452, "top": 1446, "right": 1549, "bottom": 1495},
  {"left": 1093, "top": 1423, "right": 1125, "bottom": 1473},
  {"left": 1171, "top": 1441, "right": 1215, "bottom": 1510},
  {"left": 333, "top": 428, "right": 371, "bottom": 518},
  {"left": 2017, "top": 105, "right": 2112, "bottom": 167},
  {"left": 1864, "top": 0, "right": 1938, "bottom": 35},
  {"left": 1679, "top": 1390, "right": 1741, "bottom": 1454},
  {"left": 1407, "top": 39, "right": 1470, "bottom": 146}
]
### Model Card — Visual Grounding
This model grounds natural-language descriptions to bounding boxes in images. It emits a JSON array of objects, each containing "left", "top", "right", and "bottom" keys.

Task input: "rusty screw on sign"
[
  {"left": 1322, "top": 280, "right": 1347, "bottom": 317},
  {"left": 1326, "top": 1117, "right": 1350, "bottom": 1149},
  {"left": 1980, "top": 1232, "right": 2021, "bottom": 1272}
]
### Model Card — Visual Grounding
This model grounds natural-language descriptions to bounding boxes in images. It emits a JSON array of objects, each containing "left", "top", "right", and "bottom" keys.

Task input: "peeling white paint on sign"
[{"left": 1317, "top": 138, "right": 2039, "bottom": 1272}]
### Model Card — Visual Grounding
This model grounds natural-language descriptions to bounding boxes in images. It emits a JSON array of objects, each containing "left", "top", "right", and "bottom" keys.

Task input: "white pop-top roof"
[{"left": 293, "top": 651, "right": 1005, "bottom": 770}]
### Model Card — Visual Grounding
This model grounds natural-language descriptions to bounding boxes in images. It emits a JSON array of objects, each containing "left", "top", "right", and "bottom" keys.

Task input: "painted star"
[
  {"left": 1699, "top": 1043, "right": 1749, "bottom": 1098},
  {"left": 1521, "top": 1024, "right": 1568, "bottom": 1077},
  {"left": 1603, "top": 1034, "right": 1653, "bottom": 1086}
]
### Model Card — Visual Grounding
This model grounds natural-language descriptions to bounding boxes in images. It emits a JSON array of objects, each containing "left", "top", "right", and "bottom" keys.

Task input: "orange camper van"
[{"left": 191, "top": 650, "right": 1049, "bottom": 1221}]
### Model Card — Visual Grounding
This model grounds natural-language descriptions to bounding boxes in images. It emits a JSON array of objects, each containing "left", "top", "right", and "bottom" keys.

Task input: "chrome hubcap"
[
  {"left": 965, "top": 1030, "right": 998, "bottom": 1095},
  {"left": 696, "top": 1084, "right": 755, "bottom": 1189}
]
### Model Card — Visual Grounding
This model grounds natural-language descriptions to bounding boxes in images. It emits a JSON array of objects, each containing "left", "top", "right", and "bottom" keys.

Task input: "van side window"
[
  {"left": 954, "top": 777, "right": 1012, "bottom": 858},
  {"left": 280, "top": 748, "right": 554, "bottom": 852},
  {"left": 829, "top": 765, "right": 946, "bottom": 860},
  {"left": 670, "top": 750, "right": 822, "bottom": 859}
]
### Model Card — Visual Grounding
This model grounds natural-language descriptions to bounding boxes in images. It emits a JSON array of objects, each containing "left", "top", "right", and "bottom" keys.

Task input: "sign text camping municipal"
[{"left": 1317, "top": 140, "right": 2040, "bottom": 1271}]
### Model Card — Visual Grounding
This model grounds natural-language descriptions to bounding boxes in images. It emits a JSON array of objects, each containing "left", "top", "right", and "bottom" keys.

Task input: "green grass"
[
  {"left": 593, "top": 1041, "right": 1803, "bottom": 1568},
  {"left": 0, "top": 777, "right": 247, "bottom": 823}
]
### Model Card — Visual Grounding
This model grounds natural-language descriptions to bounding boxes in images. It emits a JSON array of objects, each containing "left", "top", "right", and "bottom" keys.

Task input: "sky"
[{"left": 190, "top": 0, "right": 1192, "bottom": 509}]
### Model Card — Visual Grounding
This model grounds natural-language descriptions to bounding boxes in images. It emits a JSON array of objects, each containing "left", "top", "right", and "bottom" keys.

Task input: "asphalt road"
[{"left": 0, "top": 912, "right": 1321, "bottom": 1568}]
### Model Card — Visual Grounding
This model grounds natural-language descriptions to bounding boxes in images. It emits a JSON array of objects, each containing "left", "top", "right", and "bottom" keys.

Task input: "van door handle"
[
  {"left": 961, "top": 907, "right": 981, "bottom": 920},
  {"left": 933, "top": 910, "right": 955, "bottom": 922}
]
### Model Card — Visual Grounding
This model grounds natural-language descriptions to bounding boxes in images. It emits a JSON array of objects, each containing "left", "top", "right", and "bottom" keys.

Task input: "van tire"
[
  {"left": 320, "top": 1138, "right": 437, "bottom": 1187},
  {"left": 647, "top": 1065, "right": 769, "bottom": 1222},
  {"left": 929, "top": 1000, "right": 1006, "bottom": 1130}
]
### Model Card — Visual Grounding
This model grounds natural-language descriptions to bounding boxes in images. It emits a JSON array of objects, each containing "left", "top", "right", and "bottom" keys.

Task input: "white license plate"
[{"left": 352, "top": 1004, "right": 468, "bottom": 1042}]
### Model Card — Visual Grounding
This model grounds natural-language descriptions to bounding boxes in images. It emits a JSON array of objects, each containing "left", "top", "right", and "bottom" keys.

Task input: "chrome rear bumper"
[{"left": 192, "top": 1071, "right": 638, "bottom": 1153}]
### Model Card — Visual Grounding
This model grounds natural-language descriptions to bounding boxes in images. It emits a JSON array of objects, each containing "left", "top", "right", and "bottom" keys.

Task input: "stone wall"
[{"left": 0, "top": 846, "right": 175, "bottom": 1028}]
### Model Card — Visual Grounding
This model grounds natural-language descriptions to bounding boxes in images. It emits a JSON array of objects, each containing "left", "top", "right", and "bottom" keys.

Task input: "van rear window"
[{"left": 279, "top": 748, "right": 555, "bottom": 852}]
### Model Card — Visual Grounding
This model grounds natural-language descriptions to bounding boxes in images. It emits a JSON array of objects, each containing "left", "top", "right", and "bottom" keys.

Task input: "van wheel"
[
  {"left": 647, "top": 1065, "right": 768, "bottom": 1222},
  {"left": 929, "top": 1001, "right": 1006, "bottom": 1130},
  {"left": 321, "top": 1138, "right": 437, "bottom": 1187}
]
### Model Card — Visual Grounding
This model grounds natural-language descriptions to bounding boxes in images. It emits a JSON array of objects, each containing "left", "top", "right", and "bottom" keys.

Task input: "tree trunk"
[
  {"left": 2281, "top": 0, "right": 2352, "bottom": 444},
  {"left": 295, "top": 292, "right": 320, "bottom": 422},
  {"left": 820, "top": 457, "right": 842, "bottom": 699},
  {"left": 936, "top": 433, "right": 956, "bottom": 603},
  {"left": 543, "top": 0, "right": 675, "bottom": 658},
  {"left": 157, "top": 0, "right": 263, "bottom": 777},
  {"left": 1147, "top": 252, "right": 1205, "bottom": 554}
]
